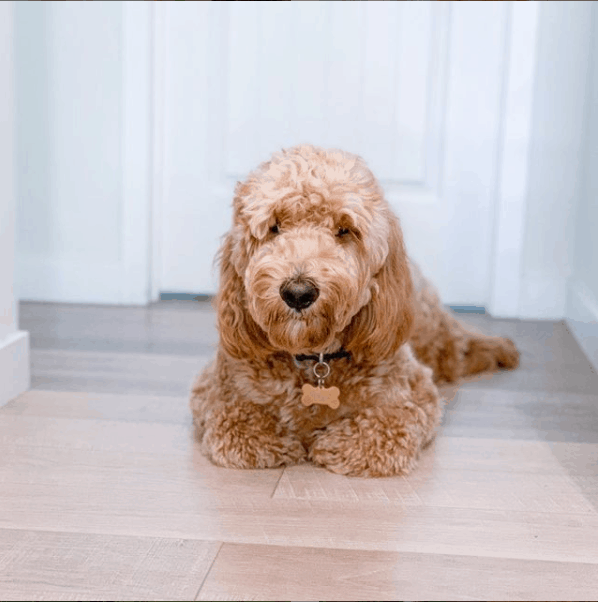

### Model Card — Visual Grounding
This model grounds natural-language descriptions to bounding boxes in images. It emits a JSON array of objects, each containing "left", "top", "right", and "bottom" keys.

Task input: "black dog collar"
[{"left": 294, "top": 349, "right": 351, "bottom": 363}]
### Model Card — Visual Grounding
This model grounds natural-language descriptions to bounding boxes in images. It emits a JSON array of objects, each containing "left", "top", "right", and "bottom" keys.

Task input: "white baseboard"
[
  {"left": 566, "top": 280, "right": 598, "bottom": 376},
  {"left": 0, "top": 330, "right": 30, "bottom": 407}
]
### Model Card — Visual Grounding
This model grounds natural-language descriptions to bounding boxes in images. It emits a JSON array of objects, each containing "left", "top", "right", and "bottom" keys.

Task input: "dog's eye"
[
  {"left": 270, "top": 223, "right": 280, "bottom": 235},
  {"left": 336, "top": 227, "right": 350, "bottom": 238}
]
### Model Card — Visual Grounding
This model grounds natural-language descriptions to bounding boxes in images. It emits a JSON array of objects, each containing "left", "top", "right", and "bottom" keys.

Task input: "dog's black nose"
[{"left": 280, "top": 279, "right": 319, "bottom": 310}]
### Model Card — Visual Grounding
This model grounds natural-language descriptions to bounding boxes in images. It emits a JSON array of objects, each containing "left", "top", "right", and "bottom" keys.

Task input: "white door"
[{"left": 156, "top": 2, "right": 513, "bottom": 306}]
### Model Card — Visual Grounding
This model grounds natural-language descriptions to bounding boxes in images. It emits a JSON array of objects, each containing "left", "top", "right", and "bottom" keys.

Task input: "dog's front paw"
[
  {"left": 201, "top": 402, "right": 306, "bottom": 469},
  {"left": 308, "top": 410, "right": 422, "bottom": 478}
]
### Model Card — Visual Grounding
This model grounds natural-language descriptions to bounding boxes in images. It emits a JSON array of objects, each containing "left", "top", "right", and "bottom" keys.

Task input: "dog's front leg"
[
  {"left": 308, "top": 405, "right": 436, "bottom": 477},
  {"left": 308, "top": 366, "right": 442, "bottom": 477},
  {"left": 200, "top": 400, "right": 307, "bottom": 470}
]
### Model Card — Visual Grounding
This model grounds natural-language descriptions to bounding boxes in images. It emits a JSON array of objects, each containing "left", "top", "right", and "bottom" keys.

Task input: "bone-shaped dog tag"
[{"left": 301, "top": 383, "right": 340, "bottom": 409}]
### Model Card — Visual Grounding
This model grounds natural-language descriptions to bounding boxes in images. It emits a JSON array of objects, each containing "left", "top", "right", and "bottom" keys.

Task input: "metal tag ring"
[{"left": 313, "top": 361, "right": 330, "bottom": 379}]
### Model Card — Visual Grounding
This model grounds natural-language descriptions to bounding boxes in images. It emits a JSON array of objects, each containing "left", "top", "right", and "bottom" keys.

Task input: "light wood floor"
[{"left": 2, "top": 300, "right": 597, "bottom": 600}]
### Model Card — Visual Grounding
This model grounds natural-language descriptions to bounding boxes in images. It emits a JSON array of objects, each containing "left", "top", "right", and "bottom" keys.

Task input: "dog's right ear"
[{"left": 216, "top": 232, "right": 275, "bottom": 361}]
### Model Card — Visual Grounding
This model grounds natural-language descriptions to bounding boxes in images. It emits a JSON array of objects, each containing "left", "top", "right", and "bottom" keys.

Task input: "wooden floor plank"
[
  {"left": 459, "top": 361, "right": 598, "bottom": 395},
  {"left": 196, "top": 542, "right": 598, "bottom": 602},
  {"left": 19, "top": 300, "right": 219, "bottom": 356},
  {"left": 29, "top": 349, "right": 209, "bottom": 396},
  {"left": 274, "top": 437, "right": 596, "bottom": 515},
  {"left": 0, "top": 415, "right": 283, "bottom": 502},
  {"left": 443, "top": 386, "right": 598, "bottom": 443},
  {"left": 2, "top": 404, "right": 594, "bottom": 516},
  {"left": 452, "top": 315, "right": 598, "bottom": 394},
  {"left": 0, "top": 414, "right": 195, "bottom": 455},
  {"left": 2, "top": 390, "right": 191, "bottom": 424},
  {"left": 1, "top": 439, "right": 597, "bottom": 564},
  {"left": 549, "top": 441, "right": 598, "bottom": 510},
  {"left": 0, "top": 528, "right": 220, "bottom": 602}
]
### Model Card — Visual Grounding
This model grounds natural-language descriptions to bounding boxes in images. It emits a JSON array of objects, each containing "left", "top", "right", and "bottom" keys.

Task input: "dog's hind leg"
[
  {"left": 460, "top": 329, "right": 520, "bottom": 377},
  {"left": 408, "top": 261, "right": 520, "bottom": 382},
  {"left": 410, "top": 310, "right": 520, "bottom": 383}
]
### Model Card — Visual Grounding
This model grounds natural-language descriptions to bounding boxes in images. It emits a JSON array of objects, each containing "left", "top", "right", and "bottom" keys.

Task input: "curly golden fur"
[{"left": 190, "top": 144, "right": 519, "bottom": 477}]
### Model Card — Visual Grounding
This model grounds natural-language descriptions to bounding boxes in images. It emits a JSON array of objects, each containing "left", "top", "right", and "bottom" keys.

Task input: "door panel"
[{"left": 158, "top": 2, "right": 508, "bottom": 306}]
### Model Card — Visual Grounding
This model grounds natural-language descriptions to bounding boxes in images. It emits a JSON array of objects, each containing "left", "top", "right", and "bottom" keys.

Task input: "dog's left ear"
[{"left": 343, "top": 211, "right": 414, "bottom": 360}]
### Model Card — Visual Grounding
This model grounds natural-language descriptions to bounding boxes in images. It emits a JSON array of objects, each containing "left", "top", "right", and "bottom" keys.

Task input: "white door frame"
[
  {"left": 0, "top": 1, "right": 30, "bottom": 406},
  {"left": 150, "top": 0, "right": 166, "bottom": 302},
  {"left": 488, "top": 0, "right": 539, "bottom": 319},
  {"left": 121, "top": 1, "right": 153, "bottom": 305}
]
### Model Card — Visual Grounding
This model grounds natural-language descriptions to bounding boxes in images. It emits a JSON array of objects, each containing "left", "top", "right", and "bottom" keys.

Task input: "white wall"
[
  {"left": 14, "top": 1, "right": 597, "bottom": 324},
  {"left": 15, "top": 1, "right": 518, "bottom": 309},
  {"left": 569, "top": 1, "right": 598, "bottom": 322},
  {"left": 488, "top": 0, "right": 598, "bottom": 327},
  {"left": 15, "top": 1, "right": 152, "bottom": 305},
  {"left": 565, "top": 1, "right": 598, "bottom": 372},
  {"left": 0, "top": 1, "right": 30, "bottom": 407},
  {"left": 518, "top": 1, "right": 592, "bottom": 320}
]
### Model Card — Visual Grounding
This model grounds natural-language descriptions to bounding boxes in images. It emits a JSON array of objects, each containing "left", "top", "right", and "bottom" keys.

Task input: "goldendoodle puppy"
[{"left": 190, "top": 144, "right": 519, "bottom": 477}]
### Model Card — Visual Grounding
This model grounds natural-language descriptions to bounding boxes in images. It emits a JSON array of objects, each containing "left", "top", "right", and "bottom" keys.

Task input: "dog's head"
[{"left": 217, "top": 144, "right": 413, "bottom": 361}]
